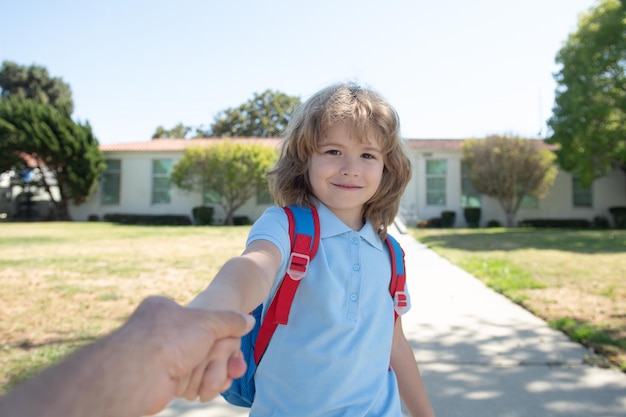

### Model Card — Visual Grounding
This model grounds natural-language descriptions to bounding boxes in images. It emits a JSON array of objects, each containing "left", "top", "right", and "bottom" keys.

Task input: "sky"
[{"left": 0, "top": 0, "right": 598, "bottom": 145}]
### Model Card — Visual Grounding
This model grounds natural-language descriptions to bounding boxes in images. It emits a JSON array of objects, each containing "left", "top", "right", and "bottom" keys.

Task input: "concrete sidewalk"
[{"left": 156, "top": 233, "right": 626, "bottom": 417}]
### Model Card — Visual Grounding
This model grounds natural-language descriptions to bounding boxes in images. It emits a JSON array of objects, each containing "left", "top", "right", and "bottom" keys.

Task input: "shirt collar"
[{"left": 314, "top": 201, "right": 384, "bottom": 251}]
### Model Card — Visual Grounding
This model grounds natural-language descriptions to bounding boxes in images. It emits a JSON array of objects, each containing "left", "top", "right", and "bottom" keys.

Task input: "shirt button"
[
  {"left": 351, "top": 238, "right": 359, "bottom": 245},
  {"left": 350, "top": 293, "right": 358, "bottom": 301},
  {"left": 352, "top": 264, "right": 360, "bottom": 271}
]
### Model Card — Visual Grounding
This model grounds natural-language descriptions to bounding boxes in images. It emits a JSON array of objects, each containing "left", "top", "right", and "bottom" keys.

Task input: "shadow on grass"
[
  {"left": 11, "top": 335, "right": 98, "bottom": 350},
  {"left": 2, "top": 336, "right": 98, "bottom": 394}
]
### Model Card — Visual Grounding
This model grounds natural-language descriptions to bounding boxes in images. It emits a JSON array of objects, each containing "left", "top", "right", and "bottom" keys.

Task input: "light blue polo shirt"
[{"left": 246, "top": 202, "right": 410, "bottom": 417}]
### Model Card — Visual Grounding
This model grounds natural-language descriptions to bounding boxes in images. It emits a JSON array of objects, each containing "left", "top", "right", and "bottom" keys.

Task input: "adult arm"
[
  {"left": 0, "top": 296, "right": 254, "bottom": 417},
  {"left": 390, "top": 316, "right": 436, "bottom": 417}
]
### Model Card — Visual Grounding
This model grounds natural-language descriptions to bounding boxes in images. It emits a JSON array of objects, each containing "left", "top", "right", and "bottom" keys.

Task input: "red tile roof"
[
  {"left": 99, "top": 138, "right": 552, "bottom": 152},
  {"left": 99, "top": 138, "right": 281, "bottom": 152},
  {"left": 404, "top": 139, "right": 465, "bottom": 150}
]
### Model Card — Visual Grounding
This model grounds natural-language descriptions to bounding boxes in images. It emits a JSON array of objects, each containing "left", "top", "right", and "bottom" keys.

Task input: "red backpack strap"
[
  {"left": 254, "top": 205, "right": 319, "bottom": 364},
  {"left": 385, "top": 235, "right": 407, "bottom": 321}
]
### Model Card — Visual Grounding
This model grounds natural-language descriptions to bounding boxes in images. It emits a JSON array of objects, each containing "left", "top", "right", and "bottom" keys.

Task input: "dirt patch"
[{"left": 521, "top": 287, "right": 626, "bottom": 366}]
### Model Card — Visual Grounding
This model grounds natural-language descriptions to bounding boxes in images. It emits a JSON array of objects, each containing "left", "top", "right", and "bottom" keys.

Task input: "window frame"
[
  {"left": 460, "top": 163, "right": 481, "bottom": 208},
  {"left": 151, "top": 159, "right": 173, "bottom": 205},
  {"left": 520, "top": 194, "right": 539, "bottom": 209},
  {"left": 100, "top": 159, "right": 121, "bottom": 205},
  {"left": 573, "top": 175, "right": 593, "bottom": 208},
  {"left": 426, "top": 159, "right": 447, "bottom": 206}
]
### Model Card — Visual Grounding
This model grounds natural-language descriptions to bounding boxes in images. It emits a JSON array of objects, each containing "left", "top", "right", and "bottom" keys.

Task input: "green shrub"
[
  {"left": 608, "top": 207, "right": 626, "bottom": 229},
  {"left": 417, "top": 218, "right": 441, "bottom": 228},
  {"left": 592, "top": 216, "right": 610, "bottom": 229},
  {"left": 103, "top": 214, "right": 192, "bottom": 226},
  {"left": 486, "top": 219, "right": 501, "bottom": 228},
  {"left": 233, "top": 216, "right": 252, "bottom": 225},
  {"left": 463, "top": 207, "right": 481, "bottom": 228},
  {"left": 192, "top": 206, "right": 214, "bottom": 225},
  {"left": 440, "top": 211, "right": 456, "bottom": 228},
  {"left": 518, "top": 219, "right": 590, "bottom": 228}
]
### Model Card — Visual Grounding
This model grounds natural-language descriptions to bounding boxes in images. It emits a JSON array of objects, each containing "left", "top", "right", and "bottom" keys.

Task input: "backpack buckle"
[
  {"left": 394, "top": 291, "right": 408, "bottom": 315},
  {"left": 287, "top": 252, "right": 310, "bottom": 281}
]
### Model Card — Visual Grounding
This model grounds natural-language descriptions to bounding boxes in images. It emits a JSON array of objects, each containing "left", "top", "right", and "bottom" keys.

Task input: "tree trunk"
[
  {"left": 54, "top": 198, "right": 71, "bottom": 221},
  {"left": 505, "top": 211, "right": 516, "bottom": 227},
  {"left": 223, "top": 207, "right": 235, "bottom": 225},
  {"left": 35, "top": 165, "right": 67, "bottom": 220},
  {"left": 620, "top": 161, "right": 626, "bottom": 193},
  {"left": 54, "top": 179, "right": 72, "bottom": 221}
]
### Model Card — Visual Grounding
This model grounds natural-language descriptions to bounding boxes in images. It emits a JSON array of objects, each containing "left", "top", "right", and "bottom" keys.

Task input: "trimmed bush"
[
  {"left": 233, "top": 216, "right": 252, "bottom": 226},
  {"left": 592, "top": 216, "right": 610, "bottom": 229},
  {"left": 440, "top": 211, "right": 456, "bottom": 228},
  {"left": 518, "top": 219, "right": 590, "bottom": 228},
  {"left": 192, "top": 206, "right": 214, "bottom": 225},
  {"left": 608, "top": 207, "right": 626, "bottom": 229},
  {"left": 103, "top": 213, "right": 192, "bottom": 226},
  {"left": 417, "top": 218, "right": 441, "bottom": 228},
  {"left": 486, "top": 219, "right": 501, "bottom": 228},
  {"left": 463, "top": 207, "right": 481, "bottom": 228}
]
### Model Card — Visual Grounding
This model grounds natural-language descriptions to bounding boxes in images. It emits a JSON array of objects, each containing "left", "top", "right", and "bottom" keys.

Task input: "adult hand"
[
  {"left": 118, "top": 296, "right": 254, "bottom": 414},
  {"left": 0, "top": 296, "right": 254, "bottom": 417}
]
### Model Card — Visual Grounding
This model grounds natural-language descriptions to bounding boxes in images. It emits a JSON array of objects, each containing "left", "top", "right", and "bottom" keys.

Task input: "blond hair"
[{"left": 268, "top": 83, "right": 411, "bottom": 239}]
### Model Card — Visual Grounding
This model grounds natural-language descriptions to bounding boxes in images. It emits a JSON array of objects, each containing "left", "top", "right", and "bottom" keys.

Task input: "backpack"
[{"left": 220, "top": 205, "right": 408, "bottom": 407}]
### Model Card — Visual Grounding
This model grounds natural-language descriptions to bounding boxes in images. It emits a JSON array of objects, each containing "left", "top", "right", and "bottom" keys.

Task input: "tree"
[
  {"left": 171, "top": 142, "right": 276, "bottom": 225},
  {"left": 547, "top": 0, "right": 626, "bottom": 188},
  {"left": 209, "top": 90, "right": 300, "bottom": 137},
  {"left": 152, "top": 123, "right": 192, "bottom": 139},
  {"left": 0, "top": 61, "right": 74, "bottom": 113},
  {"left": 462, "top": 135, "right": 558, "bottom": 227},
  {"left": 0, "top": 97, "right": 105, "bottom": 220}
]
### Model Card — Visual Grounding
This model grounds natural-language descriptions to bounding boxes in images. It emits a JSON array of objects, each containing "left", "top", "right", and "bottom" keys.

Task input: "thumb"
[{"left": 201, "top": 310, "right": 255, "bottom": 340}]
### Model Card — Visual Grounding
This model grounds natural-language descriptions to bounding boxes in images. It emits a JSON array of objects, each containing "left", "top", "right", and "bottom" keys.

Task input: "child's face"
[{"left": 308, "top": 122, "right": 384, "bottom": 230}]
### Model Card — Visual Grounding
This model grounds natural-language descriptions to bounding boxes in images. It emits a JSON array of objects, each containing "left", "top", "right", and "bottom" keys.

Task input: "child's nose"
[{"left": 340, "top": 158, "right": 359, "bottom": 176}]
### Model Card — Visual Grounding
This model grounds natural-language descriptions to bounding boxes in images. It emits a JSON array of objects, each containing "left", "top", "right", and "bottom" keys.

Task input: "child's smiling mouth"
[{"left": 331, "top": 182, "right": 363, "bottom": 190}]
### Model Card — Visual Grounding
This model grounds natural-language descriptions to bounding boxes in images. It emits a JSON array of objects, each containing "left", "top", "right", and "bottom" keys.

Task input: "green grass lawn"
[
  {"left": 0, "top": 222, "right": 250, "bottom": 395},
  {"left": 411, "top": 227, "right": 626, "bottom": 371},
  {"left": 1, "top": 223, "right": 624, "bottom": 395}
]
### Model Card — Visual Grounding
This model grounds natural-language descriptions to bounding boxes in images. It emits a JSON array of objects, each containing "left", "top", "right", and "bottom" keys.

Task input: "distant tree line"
[{"left": 151, "top": 89, "right": 301, "bottom": 139}]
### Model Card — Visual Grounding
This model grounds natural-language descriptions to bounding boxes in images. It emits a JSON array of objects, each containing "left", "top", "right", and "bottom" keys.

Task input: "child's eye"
[
  {"left": 362, "top": 153, "right": 376, "bottom": 160},
  {"left": 326, "top": 149, "right": 341, "bottom": 155}
]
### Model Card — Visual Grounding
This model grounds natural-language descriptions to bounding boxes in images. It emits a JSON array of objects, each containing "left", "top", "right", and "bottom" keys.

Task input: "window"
[
  {"left": 256, "top": 185, "right": 273, "bottom": 205},
  {"left": 101, "top": 159, "right": 121, "bottom": 205},
  {"left": 152, "top": 160, "right": 172, "bottom": 204},
  {"left": 426, "top": 159, "right": 446, "bottom": 206},
  {"left": 573, "top": 175, "right": 592, "bottom": 207},
  {"left": 203, "top": 188, "right": 221, "bottom": 205},
  {"left": 520, "top": 194, "right": 538, "bottom": 209},
  {"left": 461, "top": 163, "right": 481, "bottom": 208}
]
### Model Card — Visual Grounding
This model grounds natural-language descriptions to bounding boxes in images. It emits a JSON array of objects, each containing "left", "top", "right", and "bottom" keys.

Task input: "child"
[{"left": 185, "top": 83, "right": 435, "bottom": 417}]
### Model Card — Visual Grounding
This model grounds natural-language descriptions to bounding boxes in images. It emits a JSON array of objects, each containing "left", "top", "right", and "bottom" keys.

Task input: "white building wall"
[
  {"left": 69, "top": 150, "right": 273, "bottom": 223},
  {"left": 400, "top": 148, "right": 626, "bottom": 228},
  {"left": 68, "top": 144, "right": 626, "bottom": 227},
  {"left": 514, "top": 167, "right": 626, "bottom": 225},
  {"left": 70, "top": 151, "right": 202, "bottom": 221},
  {"left": 403, "top": 149, "right": 466, "bottom": 226}
]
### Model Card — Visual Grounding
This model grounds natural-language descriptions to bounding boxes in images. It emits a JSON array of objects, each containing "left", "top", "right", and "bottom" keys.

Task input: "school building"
[{"left": 55, "top": 137, "right": 625, "bottom": 228}]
